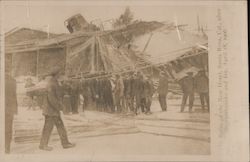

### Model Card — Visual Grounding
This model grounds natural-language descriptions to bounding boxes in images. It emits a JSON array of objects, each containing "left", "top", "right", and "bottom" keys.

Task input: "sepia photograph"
[{"left": 0, "top": 0, "right": 248, "bottom": 161}]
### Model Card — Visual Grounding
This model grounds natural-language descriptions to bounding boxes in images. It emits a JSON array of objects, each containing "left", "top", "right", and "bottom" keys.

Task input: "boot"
[
  {"left": 63, "top": 143, "right": 76, "bottom": 149},
  {"left": 39, "top": 145, "right": 53, "bottom": 151}
]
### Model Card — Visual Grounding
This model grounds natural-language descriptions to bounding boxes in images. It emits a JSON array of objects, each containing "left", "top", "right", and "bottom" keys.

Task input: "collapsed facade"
[{"left": 5, "top": 14, "right": 208, "bottom": 82}]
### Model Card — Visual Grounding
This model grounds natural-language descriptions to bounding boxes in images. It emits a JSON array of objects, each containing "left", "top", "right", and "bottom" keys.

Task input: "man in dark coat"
[
  {"left": 123, "top": 75, "right": 131, "bottom": 112},
  {"left": 194, "top": 69, "right": 209, "bottom": 112},
  {"left": 114, "top": 74, "right": 124, "bottom": 113},
  {"left": 90, "top": 79, "right": 98, "bottom": 110},
  {"left": 103, "top": 77, "right": 114, "bottom": 112},
  {"left": 62, "top": 80, "right": 72, "bottom": 115},
  {"left": 97, "top": 79, "right": 105, "bottom": 112},
  {"left": 129, "top": 73, "right": 137, "bottom": 112},
  {"left": 145, "top": 75, "right": 154, "bottom": 114},
  {"left": 134, "top": 72, "right": 145, "bottom": 115},
  {"left": 70, "top": 79, "right": 79, "bottom": 114},
  {"left": 5, "top": 72, "right": 18, "bottom": 154},
  {"left": 157, "top": 71, "right": 169, "bottom": 111},
  {"left": 79, "top": 78, "right": 87, "bottom": 111},
  {"left": 140, "top": 75, "right": 147, "bottom": 114},
  {"left": 179, "top": 72, "right": 195, "bottom": 112},
  {"left": 39, "top": 68, "right": 75, "bottom": 151}
]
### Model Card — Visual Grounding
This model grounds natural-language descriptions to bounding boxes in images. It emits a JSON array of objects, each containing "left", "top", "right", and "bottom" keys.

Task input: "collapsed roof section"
[
  {"left": 132, "top": 27, "right": 208, "bottom": 70},
  {"left": 5, "top": 15, "right": 208, "bottom": 79},
  {"left": 64, "top": 20, "right": 208, "bottom": 79},
  {"left": 65, "top": 35, "right": 144, "bottom": 77},
  {"left": 5, "top": 27, "right": 61, "bottom": 45}
]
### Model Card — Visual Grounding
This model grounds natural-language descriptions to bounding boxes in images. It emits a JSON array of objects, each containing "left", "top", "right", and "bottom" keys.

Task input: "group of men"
[
  {"left": 25, "top": 68, "right": 209, "bottom": 115},
  {"left": 5, "top": 66, "right": 209, "bottom": 154},
  {"left": 60, "top": 71, "right": 155, "bottom": 115},
  {"left": 178, "top": 69, "right": 210, "bottom": 112},
  {"left": 78, "top": 77, "right": 114, "bottom": 113},
  {"left": 73, "top": 68, "right": 209, "bottom": 115},
  {"left": 113, "top": 72, "right": 155, "bottom": 115}
]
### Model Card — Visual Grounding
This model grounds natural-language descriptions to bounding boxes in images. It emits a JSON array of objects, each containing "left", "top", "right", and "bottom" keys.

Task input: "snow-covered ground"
[{"left": 11, "top": 97, "right": 210, "bottom": 155}]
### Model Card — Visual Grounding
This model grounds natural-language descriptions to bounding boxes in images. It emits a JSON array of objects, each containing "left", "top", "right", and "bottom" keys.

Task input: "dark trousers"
[
  {"left": 96, "top": 97, "right": 102, "bottom": 111},
  {"left": 5, "top": 115, "right": 13, "bottom": 154},
  {"left": 63, "top": 96, "right": 72, "bottom": 115},
  {"left": 40, "top": 116, "right": 69, "bottom": 147},
  {"left": 140, "top": 98, "right": 146, "bottom": 112},
  {"left": 71, "top": 95, "right": 79, "bottom": 114},
  {"left": 107, "top": 97, "right": 115, "bottom": 113},
  {"left": 199, "top": 92, "right": 209, "bottom": 111},
  {"left": 103, "top": 92, "right": 114, "bottom": 112},
  {"left": 123, "top": 95, "right": 129, "bottom": 112},
  {"left": 146, "top": 96, "right": 152, "bottom": 112},
  {"left": 125, "top": 95, "right": 134, "bottom": 112},
  {"left": 129, "top": 95, "right": 135, "bottom": 112},
  {"left": 135, "top": 95, "right": 141, "bottom": 114},
  {"left": 114, "top": 93, "right": 122, "bottom": 112},
  {"left": 159, "top": 94, "right": 167, "bottom": 111},
  {"left": 135, "top": 95, "right": 146, "bottom": 114},
  {"left": 181, "top": 93, "right": 194, "bottom": 112}
]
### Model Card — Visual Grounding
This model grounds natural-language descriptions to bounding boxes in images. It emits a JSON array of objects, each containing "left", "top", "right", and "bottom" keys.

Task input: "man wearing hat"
[
  {"left": 69, "top": 79, "right": 80, "bottom": 114},
  {"left": 194, "top": 69, "right": 209, "bottom": 112},
  {"left": 157, "top": 71, "right": 169, "bottom": 111},
  {"left": 39, "top": 67, "right": 75, "bottom": 151},
  {"left": 123, "top": 74, "right": 130, "bottom": 112},
  {"left": 179, "top": 71, "right": 195, "bottom": 112},
  {"left": 144, "top": 74, "right": 154, "bottom": 114},
  {"left": 128, "top": 72, "right": 137, "bottom": 112},
  {"left": 103, "top": 76, "right": 114, "bottom": 112},
  {"left": 134, "top": 72, "right": 145, "bottom": 114},
  {"left": 114, "top": 74, "right": 124, "bottom": 113}
]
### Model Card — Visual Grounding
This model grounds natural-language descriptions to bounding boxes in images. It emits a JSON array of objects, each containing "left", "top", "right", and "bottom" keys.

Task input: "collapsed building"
[
  {"left": 5, "top": 14, "right": 209, "bottom": 143},
  {"left": 5, "top": 14, "right": 208, "bottom": 83}
]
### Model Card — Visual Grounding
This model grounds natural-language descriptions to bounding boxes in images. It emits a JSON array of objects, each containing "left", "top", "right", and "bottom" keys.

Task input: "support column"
[
  {"left": 64, "top": 45, "right": 68, "bottom": 75},
  {"left": 36, "top": 50, "right": 39, "bottom": 77},
  {"left": 10, "top": 53, "right": 14, "bottom": 77}
]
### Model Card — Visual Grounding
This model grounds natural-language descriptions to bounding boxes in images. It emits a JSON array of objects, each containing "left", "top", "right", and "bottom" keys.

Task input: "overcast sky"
[{"left": 2, "top": 1, "right": 208, "bottom": 34}]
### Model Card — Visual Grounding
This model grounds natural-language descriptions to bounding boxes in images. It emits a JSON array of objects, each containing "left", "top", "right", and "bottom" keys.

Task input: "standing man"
[
  {"left": 179, "top": 72, "right": 195, "bottom": 113},
  {"left": 129, "top": 73, "right": 137, "bottom": 112},
  {"left": 70, "top": 79, "right": 79, "bottom": 114},
  {"left": 39, "top": 68, "right": 75, "bottom": 151},
  {"left": 194, "top": 69, "right": 209, "bottom": 112},
  {"left": 62, "top": 80, "right": 72, "bottom": 115},
  {"left": 98, "top": 79, "right": 105, "bottom": 112},
  {"left": 123, "top": 75, "right": 131, "bottom": 112},
  {"left": 140, "top": 75, "right": 147, "bottom": 114},
  {"left": 5, "top": 69, "right": 18, "bottom": 154},
  {"left": 145, "top": 74, "right": 154, "bottom": 114},
  {"left": 134, "top": 72, "right": 145, "bottom": 115},
  {"left": 114, "top": 74, "right": 124, "bottom": 113},
  {"left": 103, "top": 76, "right": 114, "bottom": 113},
  {"left": 157, "top": 71, "right": 169, "bottom": 111}
]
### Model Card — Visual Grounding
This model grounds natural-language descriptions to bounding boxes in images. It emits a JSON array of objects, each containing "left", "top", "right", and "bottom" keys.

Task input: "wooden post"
[
  {"left": 90, "top": 37, "right": 95, "bottom": 73},
  {"left": 10, "top": 53, "right": 14, "bottom": 77},
  {"left": 36, "top": 49, "right": 39, "bottom": 77},
  {"left": 64, "top": 45, "right": 68, "bottom": 75}
]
